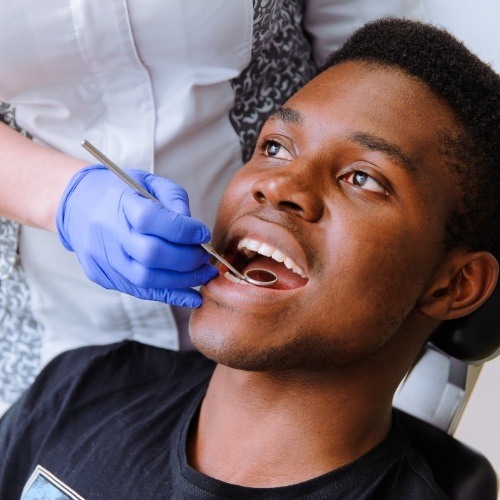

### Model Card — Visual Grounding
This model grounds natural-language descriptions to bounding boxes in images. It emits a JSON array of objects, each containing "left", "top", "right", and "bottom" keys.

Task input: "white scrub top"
[{"left": 0, "top": 0, "right": 425, "bottom": 370}]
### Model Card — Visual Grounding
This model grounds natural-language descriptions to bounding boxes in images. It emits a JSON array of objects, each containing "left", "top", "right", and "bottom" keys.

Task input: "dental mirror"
[
  {"left": 81, "top": 140, "right": 278, "bottom": 287},
  {"left": 199, "top": 243, "right": 277, "bottom": 287}
]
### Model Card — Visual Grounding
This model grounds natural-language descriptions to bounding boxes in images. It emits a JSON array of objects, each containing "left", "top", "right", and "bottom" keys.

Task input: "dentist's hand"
[{"left": 56, "top": 165, "right": 218, "bottom": 307}]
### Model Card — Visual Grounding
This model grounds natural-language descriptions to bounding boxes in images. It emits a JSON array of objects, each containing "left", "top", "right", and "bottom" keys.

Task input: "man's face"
[{"left": 190, "top": 61, "right": 461, "bottom": 371}]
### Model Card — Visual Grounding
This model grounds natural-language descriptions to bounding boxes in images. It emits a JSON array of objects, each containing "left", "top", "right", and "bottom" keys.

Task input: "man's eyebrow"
[
  {"left": 268, "top": 106, "right": 303, "bottom": 124},
  {"left": 267, "top": 110, "right": 417, "bottom": 174},
  {"left": 350, "top": 132, "right": 417, "bottom": 174}
]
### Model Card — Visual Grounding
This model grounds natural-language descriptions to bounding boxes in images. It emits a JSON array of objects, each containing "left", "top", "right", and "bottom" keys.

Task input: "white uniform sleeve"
[{"left": 304, "top": 0, "right": 427, "bottom": 65}]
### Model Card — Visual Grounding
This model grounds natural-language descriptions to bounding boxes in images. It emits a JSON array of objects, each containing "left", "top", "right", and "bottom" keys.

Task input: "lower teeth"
[{"left": 223, "top": 271, "right": 250, "bottom": 285}]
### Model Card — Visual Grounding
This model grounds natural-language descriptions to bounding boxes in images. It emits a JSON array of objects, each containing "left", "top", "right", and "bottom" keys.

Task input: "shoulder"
[
  {"left": 52, "top": 340, "right": 214, "bottom": 377},
  {"left": 52, "top": 339, "right": 211, "bottom": 382},
  {"left": 0, "top": 342, "right": 214, "bottom": 498},
  {"left": 389, "top": 421, "right": 448, "bottom": 499},
  {"left": 11, "top": 341, "right": 214, "bottom": 424}
]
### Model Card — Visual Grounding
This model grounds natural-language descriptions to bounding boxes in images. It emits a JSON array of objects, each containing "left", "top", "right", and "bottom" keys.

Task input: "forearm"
[{"left": 0, "top": 122, "right": 87, "bottom": 231}]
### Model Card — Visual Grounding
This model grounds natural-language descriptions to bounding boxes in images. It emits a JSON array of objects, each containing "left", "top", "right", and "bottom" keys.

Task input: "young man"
[{"left": 1, "top": 18, "right": 498, "bottom": 499}]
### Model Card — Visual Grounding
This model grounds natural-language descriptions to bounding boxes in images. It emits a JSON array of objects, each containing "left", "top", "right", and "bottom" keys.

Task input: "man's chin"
[
  {"left": 188, "top": 299, "right": 268, "bottom": 369},
  {"left": 188, "top": 322, "right": 267, "bottom": 371},
  {"left": 189, "top": 314, "right": 347, "bottom": 373}
]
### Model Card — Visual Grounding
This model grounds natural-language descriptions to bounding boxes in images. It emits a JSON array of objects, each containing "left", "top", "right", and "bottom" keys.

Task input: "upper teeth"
[{"left": 237, "top": 237, "right": 306, "bottom": 278}]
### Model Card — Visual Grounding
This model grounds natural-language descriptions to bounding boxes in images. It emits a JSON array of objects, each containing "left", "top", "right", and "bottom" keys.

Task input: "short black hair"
[{"left": 323, "top": 18, "right": 500, "bottom": 260}]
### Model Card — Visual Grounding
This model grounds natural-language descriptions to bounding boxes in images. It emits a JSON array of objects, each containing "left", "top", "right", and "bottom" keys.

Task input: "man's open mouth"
[{"left": 221, "top": 237, "right": 309, "bottom": 290}]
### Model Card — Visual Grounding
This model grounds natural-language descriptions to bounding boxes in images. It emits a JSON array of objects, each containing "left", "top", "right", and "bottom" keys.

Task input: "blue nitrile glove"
[{"left": 56, "top": 164, "right": 218, "bottom": 307}]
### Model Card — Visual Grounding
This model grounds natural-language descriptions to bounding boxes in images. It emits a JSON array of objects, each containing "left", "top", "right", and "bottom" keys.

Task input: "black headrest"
[
  {"left": 395, "top": 409, "right": 498, "bottom": 499},
  {"left": 429, "top": 284, "right": 500, "bottom": 362}
]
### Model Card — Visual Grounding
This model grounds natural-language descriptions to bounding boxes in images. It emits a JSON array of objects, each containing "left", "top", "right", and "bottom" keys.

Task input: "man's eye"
[
  {"left": 261, "top": 140, "right": 293, "bottom": 160},
  {"left": 344, "top": 171, "right": 387, "bottom": 194}
]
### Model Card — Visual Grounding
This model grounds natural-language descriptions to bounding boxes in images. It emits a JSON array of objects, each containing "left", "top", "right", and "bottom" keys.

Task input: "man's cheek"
[{"left": 211, "top": 180, "right": 253, "bottom": 237}]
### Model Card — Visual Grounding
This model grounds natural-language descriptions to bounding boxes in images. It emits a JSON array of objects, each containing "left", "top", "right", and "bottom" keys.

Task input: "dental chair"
[{"left": 393, "top": 284, "right": 500, "bottom": 499}]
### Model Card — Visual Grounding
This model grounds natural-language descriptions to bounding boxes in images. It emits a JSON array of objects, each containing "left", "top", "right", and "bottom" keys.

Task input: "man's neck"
[{"left": 187, "top": 363, "right": 395, "bottom": 488}]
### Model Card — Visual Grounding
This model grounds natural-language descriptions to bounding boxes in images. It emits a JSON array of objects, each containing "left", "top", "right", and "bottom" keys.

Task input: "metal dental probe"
[{"left": 81, "top": 140, "right": 278, "bottom": 287}]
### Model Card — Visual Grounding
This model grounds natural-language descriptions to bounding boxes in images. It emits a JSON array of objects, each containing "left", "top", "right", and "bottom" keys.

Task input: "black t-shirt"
[{"left": 0, "top": 341, "right": 446, "bottom": 499}]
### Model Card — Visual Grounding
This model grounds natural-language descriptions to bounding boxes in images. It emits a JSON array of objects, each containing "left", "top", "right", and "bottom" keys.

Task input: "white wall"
[
  {"left": 422, "top": 0, "right": 500, "bottom": 69},
  {"left": 420, "top": 0, "right": 500, "bottom": 475}
]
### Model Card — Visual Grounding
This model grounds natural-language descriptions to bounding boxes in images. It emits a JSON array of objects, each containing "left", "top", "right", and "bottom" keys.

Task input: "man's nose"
[{"left": 251, "top": 169, "right": 324, "bottom": 221}]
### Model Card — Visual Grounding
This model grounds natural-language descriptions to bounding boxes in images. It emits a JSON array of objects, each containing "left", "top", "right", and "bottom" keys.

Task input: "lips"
[{"left": 221, "top": 236, "right": 308, "bottom": 290}]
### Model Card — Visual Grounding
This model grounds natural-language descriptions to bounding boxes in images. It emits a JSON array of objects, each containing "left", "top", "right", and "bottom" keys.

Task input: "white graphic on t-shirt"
[{"left": 22, "top": 465, "right": 85, "bottom": 500}]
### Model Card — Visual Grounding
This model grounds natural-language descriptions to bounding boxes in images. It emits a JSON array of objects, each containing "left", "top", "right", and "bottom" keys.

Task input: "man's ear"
[{"left": 417, "top": 250, "right": 499, "bottom": 321}]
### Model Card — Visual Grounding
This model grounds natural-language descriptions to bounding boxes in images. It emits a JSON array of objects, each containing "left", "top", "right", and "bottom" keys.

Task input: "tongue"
[{"left": 243, "top": 255, "right": 308, "bottom": 290}]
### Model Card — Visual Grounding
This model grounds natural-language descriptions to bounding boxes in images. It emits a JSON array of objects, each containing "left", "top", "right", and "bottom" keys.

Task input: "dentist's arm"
[
  {"left": 56, "top": 164, "right": 217, "bottom": 307},
  {"left": 0, "top": 123, "right": 217, "bottom": 307},
  {"left": 0, "top": 121, "right": 84, "bottom": 230}
]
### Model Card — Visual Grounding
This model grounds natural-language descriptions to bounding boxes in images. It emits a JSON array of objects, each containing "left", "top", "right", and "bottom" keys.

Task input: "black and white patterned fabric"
[
  {"left": 0, "top": 102, "right": 42, "bottom": 414},
  {"left": 230, "top": 0, "right": 316, "bottom": 163}
]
